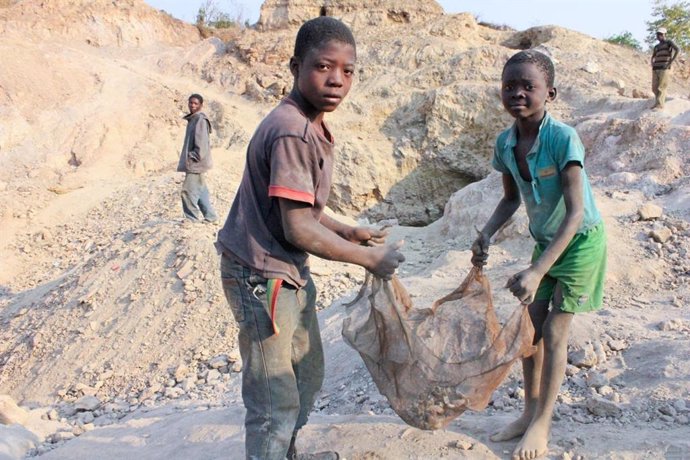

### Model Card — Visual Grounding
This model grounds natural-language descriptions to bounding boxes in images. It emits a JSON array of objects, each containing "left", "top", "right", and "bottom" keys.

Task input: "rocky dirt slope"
[{"left": 0, "top": 0, "right": 689, "bottom": 459}]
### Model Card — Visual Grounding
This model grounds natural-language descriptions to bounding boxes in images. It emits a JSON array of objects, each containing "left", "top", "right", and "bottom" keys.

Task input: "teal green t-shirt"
[{"left": 492, "top": 113, "right": 601, "bottom": 246}]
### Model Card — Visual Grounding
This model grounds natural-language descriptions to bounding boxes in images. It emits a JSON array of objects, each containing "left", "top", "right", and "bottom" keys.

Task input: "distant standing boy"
[
  {"left": 471, "top": 50, "right": 606, "bottom": 460},
  {"left": 177, "top": 93, "right": 218, "bottom": 222},
  {"left": 215, "top": 17, "right": 405, "bottom": 460},
  {"left": 650, "top": 27, "right": 679, "bottom": 110}
]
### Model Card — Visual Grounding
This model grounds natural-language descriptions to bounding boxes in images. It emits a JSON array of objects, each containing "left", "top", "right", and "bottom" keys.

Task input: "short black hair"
[
  {"left": 503, "top": 50, "right": 555, "bottom": 87},
  {"left": 293, "top": 16, "right": 356, "bottom": 61},
  {"left": 189, "top": 93, "right": 204, "bottom": 104}
]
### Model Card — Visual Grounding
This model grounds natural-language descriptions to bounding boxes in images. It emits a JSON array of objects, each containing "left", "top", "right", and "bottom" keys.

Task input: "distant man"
[
  {"left": 650, "top": 27, "right": 679, "bottom": 110},
  {"left": 177, "top": 93, "right": 218, "bottom": 222}
]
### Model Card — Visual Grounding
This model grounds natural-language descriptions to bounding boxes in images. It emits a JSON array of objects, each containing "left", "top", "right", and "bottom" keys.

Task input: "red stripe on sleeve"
[{"left": 268, "top": 185, "right": 315, "bottom": 205}]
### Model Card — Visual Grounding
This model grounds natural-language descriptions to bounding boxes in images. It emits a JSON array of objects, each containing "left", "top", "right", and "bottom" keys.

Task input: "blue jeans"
[
  {"left": 220, "top": 255, "right": 324, "bottom": 460},
  {"left": 181, "top": 173, "right": 217, "bottom": 222}
]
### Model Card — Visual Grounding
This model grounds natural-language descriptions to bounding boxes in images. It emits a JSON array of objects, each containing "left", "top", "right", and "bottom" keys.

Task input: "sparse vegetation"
[
  {"left": 474, "top": 14, "right": 514, "bottom": 32},
  {"left": 478, "top": 21, "right": 514, "bottom": 32},
  {"left": 645, "top": 0, "right": 690, "bottom": 50},
  {"left": 196, "top": 0, "right": 246, "bottom": 29},
  {"left": 605, "top": 31, "right": 643, "bottom": 50}
]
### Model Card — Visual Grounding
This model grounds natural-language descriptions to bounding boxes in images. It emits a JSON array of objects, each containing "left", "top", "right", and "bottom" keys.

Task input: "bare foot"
[
  {"left": 489, "top": 413, "right": 532, "bottom": 442},
  {"left": 511, "top": 421, "right": 549, "bottom": 460}
]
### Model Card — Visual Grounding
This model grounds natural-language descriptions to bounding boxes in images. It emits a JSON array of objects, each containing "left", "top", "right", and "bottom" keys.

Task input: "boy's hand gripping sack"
[{"left": 342, "top": 267, "right": 536, "bottom": 430}]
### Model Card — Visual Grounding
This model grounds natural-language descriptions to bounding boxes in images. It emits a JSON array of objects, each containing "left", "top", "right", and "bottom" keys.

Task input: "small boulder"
[
  {"left": 0, "top": 395, "right": 29, "bottom": 425},
  {"left": 569, "top": 343, "right": 597, "bottom": 368},
  {"left": 453, "top": 440, "right": 473, "bottom": 450},
  {"left": 638, "top": 204, "right": 663, "bottom": 221},
  {"left": 50, "top": 431, "right": 76, "bottom": 443},
  {"left": 586, "top": 372, "right": 609, "bottom": 389},
  {"left": 74, "top": 395, "right": 101, "bottom": 412},
  {"left": 173, "top": 364, "right": 189, "bottom": 382},
  {"left": 631, "top": 88, "right": 651, "bottom": 99},
  {"left": 658, "top": 319, "right": 684, "bottom": 331},
  {"left": 208, "top": 355, "right": 229, "bottom": 369},
  {"left": 586, "top": 396, "right": 623, "bottom": 417},
  {"left": 607, "top": 339, "right": 627, "bottom": 351},
  {"left": 206, "top": 369, "right": 222, "bottom": 383},
  {"left": 649, "top": 226, "right": 672, "bottom": 243},
  {"left": 582, "top": 62, "right": 600, "bottom": 74}
]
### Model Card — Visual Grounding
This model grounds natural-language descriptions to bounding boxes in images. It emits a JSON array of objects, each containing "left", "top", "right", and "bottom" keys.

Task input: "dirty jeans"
[
  {"left": 181, "top": 172, "right": 217, "bottom": 221},
  {"left": 652, "top": 68, "right": 670, "bottom": 108},
  {"left": 220, "top": 255, "right": 324, "bottom": 460}
]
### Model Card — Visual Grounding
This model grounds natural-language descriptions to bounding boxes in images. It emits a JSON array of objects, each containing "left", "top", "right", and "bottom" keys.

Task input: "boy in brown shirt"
[{"left": 216, "top": 16, "right": 404, "bottom": 460}]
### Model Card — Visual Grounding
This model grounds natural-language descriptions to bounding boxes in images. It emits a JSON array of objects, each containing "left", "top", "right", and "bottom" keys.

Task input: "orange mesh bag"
[{"left": 341, "top": 266, "right": 536, "bottom": 430}]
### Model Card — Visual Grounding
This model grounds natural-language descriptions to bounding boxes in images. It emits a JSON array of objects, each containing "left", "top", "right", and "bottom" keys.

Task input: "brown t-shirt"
[{"left": 216, "top": 95, "right": 335, "bottom": 287}]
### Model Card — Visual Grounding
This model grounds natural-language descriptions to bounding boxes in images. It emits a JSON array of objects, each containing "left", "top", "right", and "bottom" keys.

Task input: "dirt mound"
[
  {"left": 0, "top": 170, "right": 361, "bottom": 406},
  {"left": 257, "top": 0, "right": 444, "bottom": 30},
  {"left": 0, "top": 176, "right": 231, "bottom": 403},
  {"left": 195, "top": 16, "right": 690, "bottom": 225},
  {"left": 0, "top": 0, "right": 199, "bottom": 46}
]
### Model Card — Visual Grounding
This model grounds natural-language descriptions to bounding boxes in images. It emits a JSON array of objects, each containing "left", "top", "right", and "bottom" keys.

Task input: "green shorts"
[{"left": 532, "top": 222, "right": 607, "bottom": 313}]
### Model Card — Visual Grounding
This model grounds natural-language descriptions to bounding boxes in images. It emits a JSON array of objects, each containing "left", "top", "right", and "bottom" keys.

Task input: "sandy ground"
[{"left": 4, "top": 170, "right": 689, "bottom": 459}]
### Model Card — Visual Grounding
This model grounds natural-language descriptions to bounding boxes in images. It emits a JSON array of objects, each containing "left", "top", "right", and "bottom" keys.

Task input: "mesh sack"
[{"left": 342, "top": 266, "right": 536, "bottom": 430}]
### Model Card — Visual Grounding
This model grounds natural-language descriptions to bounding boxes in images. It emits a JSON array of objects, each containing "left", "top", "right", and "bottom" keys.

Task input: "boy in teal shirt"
[{"left": 471, "top": 50, "right": 606, "bottom": 460}]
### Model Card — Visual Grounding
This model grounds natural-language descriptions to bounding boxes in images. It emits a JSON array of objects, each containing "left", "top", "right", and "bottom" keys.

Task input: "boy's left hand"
[
  {"left": 505, "top": 267, "right": 543, "bottom": 305},
  {"left": 348, "top": 226, "right": 388, "bottom": 246}
]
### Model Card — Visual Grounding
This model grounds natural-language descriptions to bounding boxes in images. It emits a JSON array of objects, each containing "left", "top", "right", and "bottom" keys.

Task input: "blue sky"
[{"left": 145, "top": 0, "right": 655, "bottom": 46}]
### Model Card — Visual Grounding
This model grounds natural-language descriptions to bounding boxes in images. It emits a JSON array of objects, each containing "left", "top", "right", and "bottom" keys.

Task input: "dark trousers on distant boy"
[
  {"left": 220, "top": 255, "right": 325, "bottom": 460},
  {"left": 181, "top": 172, "right": 217, "bottom": 222}
]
